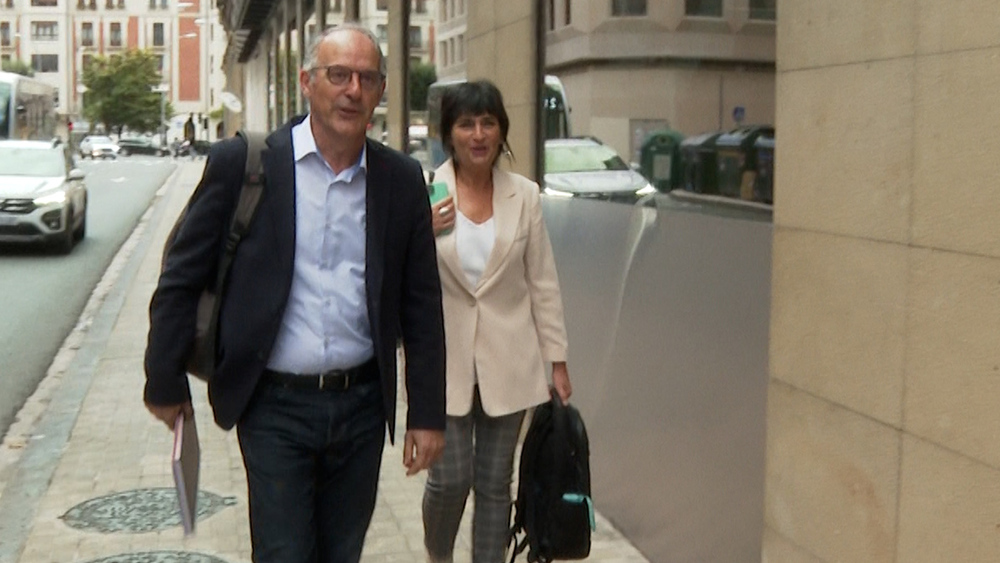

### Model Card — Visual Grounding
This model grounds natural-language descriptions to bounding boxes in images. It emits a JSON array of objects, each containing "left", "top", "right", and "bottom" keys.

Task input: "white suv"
[
  {"left": 0, "top": 140, "right": 88, "bottom": 253},
  {"left": 79, "top": 135, "right": 120, "bottom": 159}
]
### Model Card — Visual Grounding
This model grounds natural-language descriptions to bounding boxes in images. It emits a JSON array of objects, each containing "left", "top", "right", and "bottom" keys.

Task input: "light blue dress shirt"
[{"left": 266, "top": 116, "right": 374, "bottom": 374}]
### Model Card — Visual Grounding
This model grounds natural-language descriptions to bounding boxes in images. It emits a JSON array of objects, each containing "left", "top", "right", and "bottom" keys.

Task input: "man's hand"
[
  {"left": 145, "top": 401, "right": 193, "bottom": 430},
  {"left": 402, "top": 428, "right": 445, "bottom": 476}
]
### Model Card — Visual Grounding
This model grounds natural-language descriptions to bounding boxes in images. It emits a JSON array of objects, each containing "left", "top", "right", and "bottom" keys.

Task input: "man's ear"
[{"left": 299, "top": 69, "right": 313, "bottom": 99}]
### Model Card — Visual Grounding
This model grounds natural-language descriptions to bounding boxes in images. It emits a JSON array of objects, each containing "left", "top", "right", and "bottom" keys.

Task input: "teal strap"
[{"left": 562, "top": 493, "right": 596, "bottom": 531}]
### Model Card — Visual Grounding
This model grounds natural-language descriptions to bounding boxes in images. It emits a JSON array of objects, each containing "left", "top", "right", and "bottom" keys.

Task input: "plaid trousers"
[{"left": 423, "top": 388, "right": 526, "bottom": 563}]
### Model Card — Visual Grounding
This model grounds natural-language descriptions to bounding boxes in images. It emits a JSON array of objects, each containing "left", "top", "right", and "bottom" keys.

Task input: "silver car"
[
  {"left": 543, "top": 138, "right": 655, "bottom": 203},
  {"left": 78, "top": 135, "right": 119, "bottom": 159},
  {"left": 0, "top": 140, "right": 87, "bottom": 253}
]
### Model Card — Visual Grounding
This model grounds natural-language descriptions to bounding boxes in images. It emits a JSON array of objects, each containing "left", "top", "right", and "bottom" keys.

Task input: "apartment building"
[
  {"left": 0, "top": 0, "right": 225, "bottom": 140},
  {"left": 434, "top": 0, "right": 463, "bottom": 82}
]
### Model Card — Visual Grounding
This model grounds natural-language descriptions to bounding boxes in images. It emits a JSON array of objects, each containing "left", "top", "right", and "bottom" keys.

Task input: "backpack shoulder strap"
[{"left": 230, "top": 130, "right": 267, "bottom": 239}]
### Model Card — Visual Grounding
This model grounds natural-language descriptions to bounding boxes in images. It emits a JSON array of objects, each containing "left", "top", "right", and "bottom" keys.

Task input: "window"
[
  {"left": 331, "top": 0, "right": 341, "bottom": 11},
  {"left": 109, "top": 22, "right": 121, "bottom": 46},
  {"left": 457, "top": 0, "right": 464, "bottom": 15},
  {"left": 31, "top": 21, "right": 58, "bottom": 40},
  {"left": 81, "top": 22, "right": 93, "bottom": 46},
  {"left": 0, "top": 54, "right": 9, "bottom": 64},
  {"left": 105, "top": 0, "right": 113, "bottom": 9},
  {"left": 409, "top": 26, "right": 421, "bottom": 49},
  {"left": 547, "top": 0, "right": 555, "bottom": 30},
  {"left": 412, "top": 0, "right": 426, "bottom": 13},
  {"left": 0, "top": 22, "right": 8, "bottom": 46},
  {"left": 375, "top": 24, "right": 387, "bottom": 43},
  {"left": 148, "top": 0, "right": 155, "bottom": 7},
  {"left": 153, "top": 22, "right": 164, "bottom": 46},
  {"left": 439, "top": 40, "right": 447, "bottom": 66},
  {"left": 82, "top": 54, "right": 93, "bottom": 71},
  {"left": 611, "top": 0, "right": 646, "bottom": 16},
  {"left": 565, "top": 0, "right": 571, "bottom": 25},
  {"left": 154, "top": 54, "right": 163, "bottom": 71},
  {"left": 457, "top": 34, "right": 464, "bottom": 62},
  {"left": 684, "top": 0, "right": 721, "bottom": 17},
  {"left": 449, "top": 38, "right": 455, "bottom": 68},
  {"left": 31, "top": 54, "right": 58, "bottom": 72},
  {"left": 31, "top": 0, "right": 58, "bottom": 6},
  {"left": 376, "top": 0, "right": 386, "bottom": 10},
  {"left": 749, "top": 0, "right": 775, "bottom": 20}
]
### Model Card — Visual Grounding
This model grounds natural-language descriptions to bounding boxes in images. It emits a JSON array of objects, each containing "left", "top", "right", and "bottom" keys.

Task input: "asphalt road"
[{"left": 0, "top": 157, "right": 176, "bottom": 439}]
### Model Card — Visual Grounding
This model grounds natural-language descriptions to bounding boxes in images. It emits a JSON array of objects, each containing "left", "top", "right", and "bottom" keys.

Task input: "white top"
[{"left": 455, "top": 210, "right": 495, "bottom": 288}]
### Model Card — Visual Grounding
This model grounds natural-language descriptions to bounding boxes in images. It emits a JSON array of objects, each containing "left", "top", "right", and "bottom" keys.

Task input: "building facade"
[
  {"left": 0, "top": 0, "right": 224, "bottom": 141},
  {"left": 434, "top": 0, "right": 464, "bottom": 82},
  {"left": 222, "top": 0, "right": 436, "bottom": 139},
  {"left": 545, "top": 0, "right": 775, "bottom": 163}
]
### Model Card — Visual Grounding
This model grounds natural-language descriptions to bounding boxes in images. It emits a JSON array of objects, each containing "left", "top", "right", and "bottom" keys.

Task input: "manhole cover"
[
  {"left": 61, "top": 488, "right": 238, "bottom": 533},
  {"left": 81, "top": 551, "right": 229, "bottom": 563}
]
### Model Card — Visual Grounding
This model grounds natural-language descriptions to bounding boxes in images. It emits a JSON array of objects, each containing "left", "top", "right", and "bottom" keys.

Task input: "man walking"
[{"left": 144, "top": 24, "right": 446, "bottom": 563}]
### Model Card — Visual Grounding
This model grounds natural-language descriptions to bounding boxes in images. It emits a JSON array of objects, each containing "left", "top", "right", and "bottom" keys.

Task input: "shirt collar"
[{"left": 293, "top": 114, "right": 368, "bottom": 180}]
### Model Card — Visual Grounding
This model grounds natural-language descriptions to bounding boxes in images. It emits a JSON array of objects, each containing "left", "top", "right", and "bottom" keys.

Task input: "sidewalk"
[{"left": 0, "top": 159, "right": 649, "bottom": 563}]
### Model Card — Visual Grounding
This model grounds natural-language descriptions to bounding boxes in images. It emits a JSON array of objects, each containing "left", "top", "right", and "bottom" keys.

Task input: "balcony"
[{"left": 217, "top": 0, "right": 279, "bottom": 61}]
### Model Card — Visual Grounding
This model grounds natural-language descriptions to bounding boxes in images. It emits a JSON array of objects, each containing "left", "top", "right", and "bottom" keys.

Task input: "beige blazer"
[{"left": 433, "top": 160, "right": 568, "bottom": 417}]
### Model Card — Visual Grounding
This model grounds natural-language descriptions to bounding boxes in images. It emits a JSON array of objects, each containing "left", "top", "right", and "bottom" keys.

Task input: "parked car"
[
  {"left": 543, "top": 138, "right": 656, "bottom": 203},
  {"left": 0, "top": 140, "right": 88, "bottom": 253},
  {"left": 118, "top": 137, "right": 169, "bottom": 157},
  {"left": 78, "top": 135, "right": 119, "bottom": 159}
]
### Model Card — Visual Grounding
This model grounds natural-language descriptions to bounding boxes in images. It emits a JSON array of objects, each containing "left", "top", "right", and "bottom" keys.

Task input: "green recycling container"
[{"left": 638, "top": 129, "right": 685, "bottom": 192}]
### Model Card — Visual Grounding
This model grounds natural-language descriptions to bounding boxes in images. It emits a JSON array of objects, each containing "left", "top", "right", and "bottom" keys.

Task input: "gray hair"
[{"left": 303, "top": 23, "right": 386, "bottom": 76}]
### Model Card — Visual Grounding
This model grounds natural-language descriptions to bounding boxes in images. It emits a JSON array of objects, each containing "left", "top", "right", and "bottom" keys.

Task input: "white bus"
[
  {"left": 0, "top": 71, "right": 58, "bottom": 141},
  {"left": 425, "top": 75, "right": 571, "bottom": 168}
]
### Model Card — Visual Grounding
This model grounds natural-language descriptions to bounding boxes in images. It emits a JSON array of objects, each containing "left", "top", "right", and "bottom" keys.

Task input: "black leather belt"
[{"left": 263, "top": 358, "right": 378, "bottom": 391}]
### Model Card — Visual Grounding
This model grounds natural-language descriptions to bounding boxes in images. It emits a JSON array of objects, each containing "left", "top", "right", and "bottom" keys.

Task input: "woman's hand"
[
  {"left": 552, "top": 362, "right": 572, "bottom": 405},
  {"left": 431, "top": 195, "right": 456, "bottom": 236}
]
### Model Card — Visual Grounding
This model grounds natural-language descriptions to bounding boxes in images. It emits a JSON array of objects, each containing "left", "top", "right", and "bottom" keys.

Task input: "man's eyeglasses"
[{"left": 312, "top": 65, "right": 385, "bottom": 90}]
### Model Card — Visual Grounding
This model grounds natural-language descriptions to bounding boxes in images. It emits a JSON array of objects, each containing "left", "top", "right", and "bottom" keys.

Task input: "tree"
[
  {"left": 409, "top": 62, "right": 437, "bottom": 111},
  {"left": 82, "top": 49, "right": 172, "bottom": 136},
  {"left": 1, "top": 59, "right": 34, "bottom": 77}
]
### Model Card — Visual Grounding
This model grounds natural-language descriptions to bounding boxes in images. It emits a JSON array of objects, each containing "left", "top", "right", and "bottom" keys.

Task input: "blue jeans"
[{"left": 236, "top": 377, "right": 386, "bottom": 563}]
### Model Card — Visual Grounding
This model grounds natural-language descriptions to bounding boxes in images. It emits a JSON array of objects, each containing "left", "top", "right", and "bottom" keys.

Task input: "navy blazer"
[{"left": 144, "top": 116, "right": 446, "bottom": 438}]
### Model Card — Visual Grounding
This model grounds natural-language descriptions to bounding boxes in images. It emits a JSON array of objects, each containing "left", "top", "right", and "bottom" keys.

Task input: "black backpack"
[
  {"left": 509, "top": 395, "right": 594, "bottom": 563},
  {"left": 161, "top": 130, "right": 267, "bottom": 382}
]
